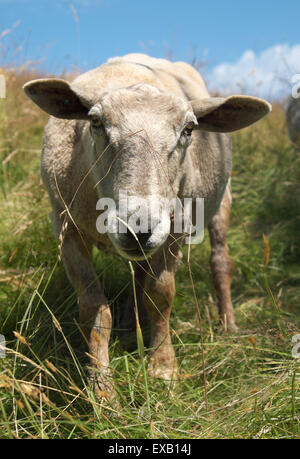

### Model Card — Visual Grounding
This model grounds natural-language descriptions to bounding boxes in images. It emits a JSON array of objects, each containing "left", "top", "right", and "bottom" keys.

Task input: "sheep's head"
[{"left": 24, "top": 78, "right": 271, "bottom": 259}]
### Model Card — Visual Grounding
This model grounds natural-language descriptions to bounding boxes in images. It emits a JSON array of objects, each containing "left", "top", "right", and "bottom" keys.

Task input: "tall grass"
[{"left": 0, "top": 68, "right": 299, "bottom": 438}]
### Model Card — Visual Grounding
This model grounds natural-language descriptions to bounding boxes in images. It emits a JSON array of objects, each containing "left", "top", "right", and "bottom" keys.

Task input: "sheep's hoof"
[
  {"left": 89, "top": 370, "right": 121, "bottom": 411},
  {"left": 94, "top": 385, "right": 121, "bottom": 411},
  {"left": 147, "top": 356, "right": 179, "bottom": 385},
  {"left": 219, "top": 322, "right": 239, "bottom": 334}
]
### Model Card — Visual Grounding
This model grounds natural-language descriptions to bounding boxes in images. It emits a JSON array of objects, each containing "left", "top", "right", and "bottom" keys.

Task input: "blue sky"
[{"left": 1, "top": 0, "right": 300, "bottom": 98}]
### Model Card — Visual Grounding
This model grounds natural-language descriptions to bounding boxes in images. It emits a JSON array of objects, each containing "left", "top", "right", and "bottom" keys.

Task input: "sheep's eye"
[
  {"left": 182, "top": 123, "right": 194, "bottom": 137},
  {"left": 90, "top": 117, "right": 102, "bottom": 128}
]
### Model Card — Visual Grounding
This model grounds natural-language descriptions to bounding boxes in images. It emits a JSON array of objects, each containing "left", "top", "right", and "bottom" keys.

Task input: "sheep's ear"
[
  {"left": 23, "top": 78, "right": 93, "bottom": 119},
  {"left": 191, "top": 95, "right": 271, "bottom": 132}
]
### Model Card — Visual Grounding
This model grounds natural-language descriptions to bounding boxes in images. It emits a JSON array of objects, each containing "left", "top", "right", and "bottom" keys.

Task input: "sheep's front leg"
[
  {"left": 141, "top": 244, "right": 181, "bottom": 382},
  {"left": 208, "top": 184, "right": 238, "bottom": 332},
  {"left": 56, "top": 223, "right": 114, "bottom": 400}
]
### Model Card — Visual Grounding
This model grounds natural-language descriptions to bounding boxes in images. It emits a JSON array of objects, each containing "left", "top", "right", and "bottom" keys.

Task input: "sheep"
[
  {"left": 23, "top": 53, "right": 271, "bottom": 402},
  {"left": 286, "top": 96, "right": 300, "bottom": 144}
]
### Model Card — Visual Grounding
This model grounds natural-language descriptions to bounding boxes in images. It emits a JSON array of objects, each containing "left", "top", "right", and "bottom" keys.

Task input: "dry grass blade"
[
  {"left": 263, "top": 233, "right": 270, "bottom": 267},
  {"left": 13, "top": 331, "right": 28, "bottom": 345}
]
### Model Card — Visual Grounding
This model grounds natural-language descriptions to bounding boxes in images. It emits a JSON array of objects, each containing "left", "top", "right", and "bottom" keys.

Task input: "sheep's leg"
[
  {"left": 208, "top": 184, "right": 237, "bottom": 332},
  {"left": 141, "top": 243, "right": 182, "bottom": 381},
  {"left": 54, "top": 218, "right": 114, "bottom": 401}
]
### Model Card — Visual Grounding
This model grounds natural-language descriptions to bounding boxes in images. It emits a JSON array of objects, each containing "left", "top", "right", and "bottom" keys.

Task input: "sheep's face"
[{"left": 86, "top": 84, "right": 197, "bottom": 259}]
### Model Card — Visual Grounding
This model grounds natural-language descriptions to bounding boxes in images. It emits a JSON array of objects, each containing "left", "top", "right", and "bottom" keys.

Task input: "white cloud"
[{"left": 207, "top": 44, "right": 300, "bottom": 100}]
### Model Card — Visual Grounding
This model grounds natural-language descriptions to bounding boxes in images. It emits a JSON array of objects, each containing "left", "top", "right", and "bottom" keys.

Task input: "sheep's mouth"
[{"left": 114, "top": 245, "right": 158, "bottom": 261}]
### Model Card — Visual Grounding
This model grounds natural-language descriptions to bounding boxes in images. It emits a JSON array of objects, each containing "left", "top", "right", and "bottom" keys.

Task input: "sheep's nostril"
[
  {"left": 136, "top": 231, "right": 152, "bottom": 247},
  {"left": 119, "top": 229, "right": 152, "bottom": 251}
]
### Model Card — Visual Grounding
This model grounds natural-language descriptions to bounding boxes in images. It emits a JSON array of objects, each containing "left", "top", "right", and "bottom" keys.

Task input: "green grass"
[{"left": 0, "top": 74, "right": 299, "bottom": 438}]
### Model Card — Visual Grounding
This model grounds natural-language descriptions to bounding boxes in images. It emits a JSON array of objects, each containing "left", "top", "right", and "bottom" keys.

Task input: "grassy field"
[{"left": 0, "top": 69, "right": 299, "bottom": 439}]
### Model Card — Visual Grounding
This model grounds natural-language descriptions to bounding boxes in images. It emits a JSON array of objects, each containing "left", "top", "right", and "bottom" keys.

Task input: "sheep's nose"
[
  {"left": 106, "top": 209, "right": 171, "bottom": 260},
  {"left": 118, "top": 228, "right": 153, "bottom": 252}
]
